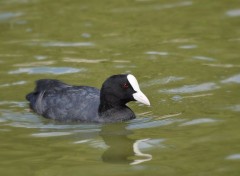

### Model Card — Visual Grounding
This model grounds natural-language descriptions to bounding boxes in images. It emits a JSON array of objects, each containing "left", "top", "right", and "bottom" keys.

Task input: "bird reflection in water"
[{"left": 100, "top": 123, "right": 152, "bottom": 165}]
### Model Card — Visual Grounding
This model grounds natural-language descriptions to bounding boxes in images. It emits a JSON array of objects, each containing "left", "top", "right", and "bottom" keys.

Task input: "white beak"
[
  {"left": 133, "top": 90, "right": 150, "bottom": 106},
  {"left": 127, "top": 74, "right": 150, "bottom": 106}
]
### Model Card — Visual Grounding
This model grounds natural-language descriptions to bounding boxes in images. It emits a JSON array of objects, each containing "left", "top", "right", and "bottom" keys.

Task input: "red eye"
[{"left": 122, "top": 83, "right": 129, "bottom": 89}]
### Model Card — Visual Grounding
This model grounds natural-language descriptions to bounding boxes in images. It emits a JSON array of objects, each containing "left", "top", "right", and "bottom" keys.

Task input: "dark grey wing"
[
  {"left": 41, "top": 86, "right": 100, "bottom": 122},
  {"left": 26, "top": 79, "right": 71, "bottom": 107},
  {"left": 35, "top": 87, "right": 100, "bottom": 122},
  {"left": 26, "top": 79, "right": 100, "bottom": 122}
]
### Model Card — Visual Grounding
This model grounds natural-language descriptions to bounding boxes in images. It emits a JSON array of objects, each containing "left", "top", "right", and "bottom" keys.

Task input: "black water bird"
[{"left": 26, "top": 74, "right": 150, "bottom": 123}]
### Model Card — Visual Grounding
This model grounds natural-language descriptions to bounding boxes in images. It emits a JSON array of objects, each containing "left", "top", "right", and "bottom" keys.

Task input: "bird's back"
[{"left": 26, "top": 79, "right": 100, "bottom": 122}]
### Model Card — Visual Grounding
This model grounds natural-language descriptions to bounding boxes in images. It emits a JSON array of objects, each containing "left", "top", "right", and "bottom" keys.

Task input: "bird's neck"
[{"left": 98, "top": 94, "right": 126, "bottom": 113}]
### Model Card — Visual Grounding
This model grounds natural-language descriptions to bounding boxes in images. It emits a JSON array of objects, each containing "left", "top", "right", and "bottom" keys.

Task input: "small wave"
[
  {"left": 192, "top": 56, "right": 216, "bottom": 62},
  {"left": 221, "top": 74, "right": 240, "bottom": 84},
  {"left": 31, "top": 132, "right": 73, "bottom": 137},
  {"left": 226, "top": 105, "right": 240, "bottom": 112},
  {"left": 226, "top": 154, "right": 240, "bottom": 160},
  {"left": 141, "top": 76, "right": 184, "bottom": 88},
  {"left": 41, "top": 41, "right": 94, "bottom": 47},
  {"left": 8, "top": 67, "right": 85, "bottom": 75},
  {"left": 0, "top": 81, "right": 27, "bottom": 88},
  {"left": 0, "top": 12, "right": 23, "bottom": 21},
  {"left": 226, "top": 9, "right": 240, "bottom": 17},
  {"left": 127, "top": 117, "right": 183, "bottom": 130},
  {"left": 111, "top": 1, "right": 192, "bottom": 13},
  {"left": 14, "top": 61, "right": 55, "bottom": 67},
  {"left": 203, "top": 63, "right": 240, "bottom": 68},
  {"left": 145, "top": 51, "right": 169, "bottom": 56},
  {"left": 63, "top": 58, "right": 108, "bottom": 63},
  {"left": 178, "top": 44, "right": 197, "bottom": 49},
  {"left": 160, "top": 82, "right": 219, "bottom": 94},
  {"left": 0, "top": 101, "right": 27, "bottom": 107},
  {"left": 179, "top": 118, "right": 218, "bottom": 126}
]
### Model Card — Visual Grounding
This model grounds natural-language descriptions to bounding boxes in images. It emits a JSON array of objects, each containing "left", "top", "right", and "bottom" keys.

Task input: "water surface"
[{"left": 0, "top": 0, "right": 240, "bottom": 175}]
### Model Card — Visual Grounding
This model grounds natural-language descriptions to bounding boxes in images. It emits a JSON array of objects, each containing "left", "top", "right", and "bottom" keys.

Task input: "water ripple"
[
  {"left": 145, "top": 51, "right": 169, "bottom": 56},
  {"left": 226, "top": 154, "right": 240, "bottom": 160},
  {"left": 0, "top": 81, "right": 26, "bottom": 88},
  {"left": 160, "top": 82, "right": 219, "bottom": 94},
  {"left": 141, "top": 76, "right": 184, "bottom": 88},
  {"left": 203, "top": 63, "right": 240, "bottom": 68},
  {"left": 14, "top": 61, "right": 55, "bottom": 67},
  {"left": 0, "top": 12, "right": 23, "bottom": 21},
  {"left": 127, "top": 118, "right": 183, "bottom": 130},
  {"left": 34, "top": 55, "right": 48, "bottom": 60},
  {"left": 111, "top": 1, "right": 192, "bottom": 13},
  {"left": 192, "top": 56, "right": 216, "bottom": 62},
  {"left": 226, "top": 105, "right": 240, "bottom": 112},
  {"left": 179, "top": 118, "right": 218, "bottom": 126},
  {"left": 41, "top": 41, "right": 94, "bottom": 47},
  {"left": 178, "top": 44, "right": 197, "bottom": 49},
  {"left": 221, "top": 74, "right": 240, "bottom": 84},
  {"left": 226, "top": 9, "right": 240, "bottom": 17},
  {"left": 31, "top": 132, "right": 73, "bottom": 137},
  {"left": 0, "top": 101, "right": 27, "bottom": 107},
  {"left": 63, "top": 58, "right": 108, "bottom": 63},
  {"left": 8, "top": 67, "right": 85, "bottom": 75}
]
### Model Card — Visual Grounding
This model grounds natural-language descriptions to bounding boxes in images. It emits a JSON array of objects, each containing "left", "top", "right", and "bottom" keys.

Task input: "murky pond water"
[{"left": 0, "top": 0, "right": 240, "bottom": 175}]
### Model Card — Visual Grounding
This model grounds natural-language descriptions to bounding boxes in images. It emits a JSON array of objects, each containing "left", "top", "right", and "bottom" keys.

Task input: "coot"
[{"left": 26, "top": 74, "right": 150, "bottom": 123}]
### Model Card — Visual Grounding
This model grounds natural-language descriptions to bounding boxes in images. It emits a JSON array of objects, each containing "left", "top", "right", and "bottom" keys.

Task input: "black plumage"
[{"left": 26, "top": 74, "right": 150, "bottom": 123}]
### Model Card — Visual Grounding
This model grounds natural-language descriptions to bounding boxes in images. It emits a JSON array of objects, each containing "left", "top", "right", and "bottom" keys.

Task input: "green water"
[{"left": 0, "top": 0, "right": 240, "bottom": 175}]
